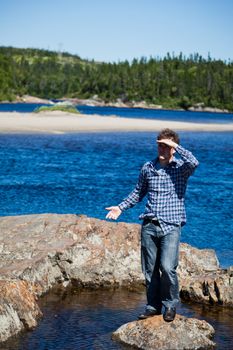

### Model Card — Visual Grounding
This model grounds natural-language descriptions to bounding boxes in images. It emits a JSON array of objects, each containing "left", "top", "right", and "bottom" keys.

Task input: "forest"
[{"left": 0, "top": 46, "right": 232, "bottom": 110}]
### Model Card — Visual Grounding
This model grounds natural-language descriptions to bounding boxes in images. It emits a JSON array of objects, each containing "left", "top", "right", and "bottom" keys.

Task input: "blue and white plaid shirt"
[{"left": 118, "top": 145, "right": 199, "bottom": 235}]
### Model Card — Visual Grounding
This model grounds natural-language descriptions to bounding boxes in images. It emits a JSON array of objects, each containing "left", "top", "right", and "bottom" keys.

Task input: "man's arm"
[
  {"left": 105, "top": 165, "right": 148, "bottom": 220},
  {"left": 175, "top": 144, "right": 199, "bottom": 177},
  {"left": 157, "top": 138, "right": 199, "bottom": 177}
]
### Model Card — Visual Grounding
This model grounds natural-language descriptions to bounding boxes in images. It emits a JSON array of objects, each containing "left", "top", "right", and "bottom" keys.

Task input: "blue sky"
[{"left": 1, "top": 0, "right": 232, "bottom": 62}]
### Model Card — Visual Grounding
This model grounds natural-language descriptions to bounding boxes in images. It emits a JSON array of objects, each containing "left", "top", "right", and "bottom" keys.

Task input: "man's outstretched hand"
[{"left": 105, "top": 206, "right": 122, "bottom": 220}]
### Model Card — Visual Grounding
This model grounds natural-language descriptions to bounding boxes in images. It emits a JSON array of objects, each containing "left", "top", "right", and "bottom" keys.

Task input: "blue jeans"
[{"left": 141, "top": 221, "right": 180, "bottom": 310}]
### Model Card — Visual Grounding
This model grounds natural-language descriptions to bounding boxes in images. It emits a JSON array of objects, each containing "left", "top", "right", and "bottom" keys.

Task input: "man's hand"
[
  {"left": 105, "top": 206, "right": 122, "bottom": 220},
  {"left": 157, "top": 139, "right": 178, "bottom": 149}
]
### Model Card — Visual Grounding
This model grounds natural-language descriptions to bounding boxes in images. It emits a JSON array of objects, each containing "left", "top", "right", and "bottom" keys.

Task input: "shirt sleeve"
[
  {"left": 118, "top": 165, "right": 148, "bottom": 211},
  {"left": 176, "top": 145, "right": 199, "bottom": 178}
]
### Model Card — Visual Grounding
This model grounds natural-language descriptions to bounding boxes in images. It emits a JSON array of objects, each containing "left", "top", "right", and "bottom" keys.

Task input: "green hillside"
[{"left": 0, "top": 46, "right": 233, "bottom": 111}]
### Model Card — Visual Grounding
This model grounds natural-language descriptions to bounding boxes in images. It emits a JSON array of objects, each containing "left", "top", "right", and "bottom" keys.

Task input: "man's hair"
[{"left": 157, "top": 128, "right": 180, "bottom": 144}]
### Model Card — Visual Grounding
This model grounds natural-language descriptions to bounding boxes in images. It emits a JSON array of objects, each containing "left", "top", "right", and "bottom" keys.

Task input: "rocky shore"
[
  {"left": 3, "top": 95, "right": 231, "bottom": 114},
  {"left": 0, "top": 214, "right": 232, "bottom": 347}
]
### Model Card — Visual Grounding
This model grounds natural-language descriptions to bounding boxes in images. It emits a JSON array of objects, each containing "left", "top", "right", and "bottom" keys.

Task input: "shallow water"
[{"left": 2, "top": 288, "right": 233, "bottom": 350}]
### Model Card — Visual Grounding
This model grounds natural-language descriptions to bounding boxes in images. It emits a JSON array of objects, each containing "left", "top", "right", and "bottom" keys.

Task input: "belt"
[{"left": 143, "top": 218, "right": 160, "bottom": 226}]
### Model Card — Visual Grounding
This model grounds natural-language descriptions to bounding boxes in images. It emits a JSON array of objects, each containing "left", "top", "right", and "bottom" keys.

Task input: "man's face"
[{"left": 157, "top": 140, "right": 175, "bottom": 161}]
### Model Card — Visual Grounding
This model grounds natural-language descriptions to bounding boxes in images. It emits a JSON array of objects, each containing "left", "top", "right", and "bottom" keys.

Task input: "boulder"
[
  {"left": 0, "top": 214, "right": 143, "bottom": 290},
  {"left": 179, "top": 269, "right": 233, "bottom": 307},
  {"left": 112, "top": 314, "right": 215, "bottom": 350},
  {"left": 0, "top": 213, "right": 232, "bottom": 342},
  {"left": 178, "top": 243, "right": 233, "bottom": 307}
]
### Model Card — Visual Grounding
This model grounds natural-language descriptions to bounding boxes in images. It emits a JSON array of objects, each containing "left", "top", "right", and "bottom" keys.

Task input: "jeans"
[{"left": 141, "top": 221, "right": 180, "bottom": 310}]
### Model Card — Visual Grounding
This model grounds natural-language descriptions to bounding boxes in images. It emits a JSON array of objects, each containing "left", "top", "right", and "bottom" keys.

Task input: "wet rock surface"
[
  {"left": 112, "top": 314, "right": 216, "bottom": 350},
  {"left": 0, "top": 214, "right": 232, "bottom": 343}
]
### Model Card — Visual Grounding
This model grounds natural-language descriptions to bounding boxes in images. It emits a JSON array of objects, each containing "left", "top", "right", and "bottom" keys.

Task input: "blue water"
[
  {"left": 1, "top": 102, "right": 233, "bottom": 123},
  {"left": 78, "top": 105, "right": 233, "bottom": 124},
  {"left": 0, "top": 131, "right": 232, "bottom": 268}
]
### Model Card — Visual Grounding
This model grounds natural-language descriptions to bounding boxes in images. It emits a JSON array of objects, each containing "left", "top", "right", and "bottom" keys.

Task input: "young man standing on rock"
[{"left": 106, "top": 128, "right": 199, "bottom": 322}]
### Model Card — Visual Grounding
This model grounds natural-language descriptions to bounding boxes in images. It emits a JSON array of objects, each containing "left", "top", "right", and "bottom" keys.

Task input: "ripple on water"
[{"left": 2, "top": 287, "right": 233, "bottom": 350}]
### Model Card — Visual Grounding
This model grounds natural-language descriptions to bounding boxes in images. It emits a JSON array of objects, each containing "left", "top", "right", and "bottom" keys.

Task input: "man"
[{"left": 106, "top": 128, "right": 199, "bottom": 322}]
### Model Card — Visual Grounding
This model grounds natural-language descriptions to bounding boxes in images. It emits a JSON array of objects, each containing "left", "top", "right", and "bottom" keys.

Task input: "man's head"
[
  {"left": 157, "top": 128, "right": 180, "bottom": 144},
  {"left": 156, "top": 129, "right": 180, "bottom": 164}
]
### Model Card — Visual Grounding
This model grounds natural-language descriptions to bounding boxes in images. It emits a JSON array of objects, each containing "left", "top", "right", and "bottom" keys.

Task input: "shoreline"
[
  {"left": 0, "top": 97, "right": 231, "bottom": 114},
  {"left": 0, "top": 111, "right": 233, "bottom": 134}
]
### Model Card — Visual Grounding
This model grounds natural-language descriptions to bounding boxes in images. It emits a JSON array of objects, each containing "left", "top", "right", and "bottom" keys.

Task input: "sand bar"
[{"left": 0, "top": 111, "right": 233, "bottom": 134}]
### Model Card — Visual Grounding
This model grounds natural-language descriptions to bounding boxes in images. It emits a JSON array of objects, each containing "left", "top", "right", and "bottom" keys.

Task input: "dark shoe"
[
  {"left": 163, "top": 307, "right": 176, "bottom": 322},
  {"left": 138, "top": 308, "right": 161, "bottom": 320}
]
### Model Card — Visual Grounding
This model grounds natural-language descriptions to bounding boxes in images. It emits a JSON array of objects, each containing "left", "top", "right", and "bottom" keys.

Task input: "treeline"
[{"left": 0, "top": 46, "right": 233, "bottom": 110}]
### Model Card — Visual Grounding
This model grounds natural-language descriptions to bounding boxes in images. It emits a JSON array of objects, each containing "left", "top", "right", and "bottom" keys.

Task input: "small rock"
[{"left": 112, "top": 314, "right": 215, "bottom": 350}]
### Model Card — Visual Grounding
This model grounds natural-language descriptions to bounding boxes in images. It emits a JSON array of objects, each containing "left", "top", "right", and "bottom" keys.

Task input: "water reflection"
[{"left": 3, "top": 287, "right": 233, "bottom": 350}]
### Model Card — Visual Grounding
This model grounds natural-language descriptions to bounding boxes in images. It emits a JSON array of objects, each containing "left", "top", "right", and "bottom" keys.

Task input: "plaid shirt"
[{"left": 118, "top": 145, "right": 199, "bottom": 235}]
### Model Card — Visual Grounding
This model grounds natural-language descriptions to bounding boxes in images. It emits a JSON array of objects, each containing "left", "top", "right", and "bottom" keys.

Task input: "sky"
[{"left": 0, "top": 0, "right": 233, "bottom": 63}]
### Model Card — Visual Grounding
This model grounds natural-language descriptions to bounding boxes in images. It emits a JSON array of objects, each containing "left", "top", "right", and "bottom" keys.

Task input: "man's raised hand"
[
  {"left": 157, "top": 139, "right": 178, "bottom": 149},
  {"left": 105, "top": 206, "right": 122, "bottom": 220}
]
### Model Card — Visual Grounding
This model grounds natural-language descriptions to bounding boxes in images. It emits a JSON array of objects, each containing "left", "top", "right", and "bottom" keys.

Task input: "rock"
[
  {"left": 178, "top": 243, "right": 233, "bottom": 307},
  {"left": 131, "top": 101, "right": 163, "bottom": 109},
  {"left": 0, "top": 214, "right": 144, "bottom": 341},
  {"left": 188, "top": 105, "right": 229, "bottom": 113},
  {"left": 56, "top": 100, "right": 75, "bottom": 107},
  {"left": 69, "top": 97, "right": 105, "bottom": 107},
  {"left": 179, "top": 269, "right": 233, "bottom": 307},
  {"left": 0, "top": 214, "right": 143, "bottom": 289},
  {"left": 0, "top": 213, "right": 232, "bottom": 342},
  {"left": 0, "top": 280, "right": 41, "bottom": 342},
  {"left": 16, "top": 95, "right": 53, "bottom": 104},
  {"left": 179, "top": 243, "right": 219, "bottom": 274},
  {"left": 112, "top": 314, "right": 215, "bottom": 350}
]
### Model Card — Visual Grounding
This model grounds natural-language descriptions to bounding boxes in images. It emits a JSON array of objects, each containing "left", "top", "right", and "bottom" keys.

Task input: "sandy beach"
[{"left": 0, "top": 111, "right": 233, "bottom": 133}]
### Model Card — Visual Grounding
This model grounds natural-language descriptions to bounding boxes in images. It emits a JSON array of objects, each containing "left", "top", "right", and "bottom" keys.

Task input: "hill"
[{"left": 0, "top": 46, "right": 232, "bottom": 111}]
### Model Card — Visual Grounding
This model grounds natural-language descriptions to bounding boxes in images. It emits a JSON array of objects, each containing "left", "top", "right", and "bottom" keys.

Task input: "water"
[
  {"left": 0, "top": 107, "right": 233, "bottom": 349},
  {"left": 0, "top": 131, "right": 232, "bottom": 267},
  {"left": 1, "top": 102, "right": 233, "bottom": 123},
  {"left": 2, "top": 287, "right": 233, "bottom": 350}
]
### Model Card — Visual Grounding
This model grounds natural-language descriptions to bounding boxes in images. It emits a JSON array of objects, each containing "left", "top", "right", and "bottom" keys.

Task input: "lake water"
[
  {"left": 0, "top": 131, "right": 232, "bottom": 267},
  {"left": 0, "top": 105, "right": 233, "bottom": 349},
  {"left": 1, "top": 102, "right": 233, "bottom": 123}
]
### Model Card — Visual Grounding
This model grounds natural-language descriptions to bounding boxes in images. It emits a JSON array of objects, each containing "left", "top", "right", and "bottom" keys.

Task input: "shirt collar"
[{"left": 152, "top": 156, "right": 178, "bottom": 168}]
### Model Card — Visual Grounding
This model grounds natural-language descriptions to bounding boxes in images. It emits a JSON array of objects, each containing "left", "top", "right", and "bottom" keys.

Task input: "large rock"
[
  {"left": 0, "top": 214, "right": 143, "bottom": 291},
  {"left": 112, "top": 314, "right": 215, "bottom": 350},
  {"left": 0, "top": 214, "right": 232, "bottom": 342},
  {"left": 0, "top": 280, "right": 41, "bottom": 342},
  {"left": 0, "top": 214, "right": 144, "bottom": 341},
  {"left": 178, "top": 243, "right": 233, "bottom": 307},
  {"left": 179, "top": 268, "right": 233, "bottom": 307}
]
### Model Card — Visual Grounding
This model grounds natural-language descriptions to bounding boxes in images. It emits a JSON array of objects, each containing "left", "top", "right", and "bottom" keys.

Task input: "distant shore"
[
  {"left": 0, "top": 95, "right": 231, "bottom": 114},
  {"left": 0, "top": 111, "right": 232, "bottom": 134}
]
